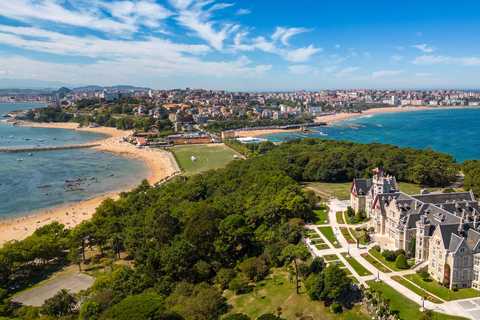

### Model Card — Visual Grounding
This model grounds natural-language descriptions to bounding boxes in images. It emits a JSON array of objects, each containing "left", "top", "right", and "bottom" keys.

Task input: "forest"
[{"left": 224, "top": 137, "right": 458, "bottom": 187}]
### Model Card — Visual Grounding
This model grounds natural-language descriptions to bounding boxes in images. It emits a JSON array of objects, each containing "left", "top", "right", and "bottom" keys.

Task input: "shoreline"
[
  {"left": 0, "top": 122, "right": 176, "bottom": 246},
  {"left": 241, "top": 106, "right": 476, "bottom": 137}
]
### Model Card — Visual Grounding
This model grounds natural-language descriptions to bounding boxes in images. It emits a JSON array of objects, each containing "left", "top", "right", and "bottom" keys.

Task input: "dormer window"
[{"left": 460, "top": 248, "right": 466, "bottom": 253}]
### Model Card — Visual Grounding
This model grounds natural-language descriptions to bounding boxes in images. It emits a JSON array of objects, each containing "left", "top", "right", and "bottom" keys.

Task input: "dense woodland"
[{"left": 225, "top": 138, "right": 458, "bottom": 187}]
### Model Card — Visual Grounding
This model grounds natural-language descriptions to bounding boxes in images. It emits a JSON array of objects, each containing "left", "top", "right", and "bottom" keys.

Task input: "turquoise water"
[
  {"left": 257, "top": 108, "right": 480, "bottom": 163},
  {"left": 0, "top": 103, "right": 149, "bottom": 219}
]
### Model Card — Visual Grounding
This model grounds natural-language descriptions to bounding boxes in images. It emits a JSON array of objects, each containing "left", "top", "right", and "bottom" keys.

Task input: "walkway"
[{"left": 304, "top": 199, "right": 472, "bottom": 319}]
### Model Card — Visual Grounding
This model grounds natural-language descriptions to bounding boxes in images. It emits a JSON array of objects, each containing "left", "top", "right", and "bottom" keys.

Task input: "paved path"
[
  {"left": 11, "top": 273, "right": 95, "bottom": 307},
  {"left": 304, "top": 199, "right": 472, "bottom": 319}
]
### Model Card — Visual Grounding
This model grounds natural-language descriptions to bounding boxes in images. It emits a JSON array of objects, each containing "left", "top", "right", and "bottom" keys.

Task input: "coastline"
[
  {"left": 0, "top": 122, "right": 176, "bottom": 246},
  {"left": 241, "top": 106, "right": 475, "bottom": 137}
]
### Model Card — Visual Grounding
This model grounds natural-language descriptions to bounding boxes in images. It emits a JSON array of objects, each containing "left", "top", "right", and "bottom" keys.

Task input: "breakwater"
[{"left": 0, "top": 143, "right": 101, "bottom": 153}]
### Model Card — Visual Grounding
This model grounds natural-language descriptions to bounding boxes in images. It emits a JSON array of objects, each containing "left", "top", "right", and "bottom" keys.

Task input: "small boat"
[
  {"left": 52, "top": 137, "right": 56, "bottom": 140},
  {"left": 9, "top": 135, "right": 13, "bottom": 138},
  {"left": 16, "top": 158, "right": 23, "bottom": 162},
  {"left": 25, "top": 138, "right": 30, "bottom": 140},
  {"left": 38, "top": 138, "right": 44, "bottom": 142},
  {"left": 29, "top": 153, "right": 33, "bottom": 156}
]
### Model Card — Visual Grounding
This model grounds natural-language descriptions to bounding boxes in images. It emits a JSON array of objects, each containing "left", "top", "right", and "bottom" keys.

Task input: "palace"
[{"left": 351, "top": 174, "right": 480, "bottom": 290}]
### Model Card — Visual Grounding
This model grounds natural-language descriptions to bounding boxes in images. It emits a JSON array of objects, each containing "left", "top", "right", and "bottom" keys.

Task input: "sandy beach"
[
  {"left": 238, "top": 106, "right": 474, "bottom": 137},
  {"left": 0, "top": 122, "right": 176, "bottom": 246}
]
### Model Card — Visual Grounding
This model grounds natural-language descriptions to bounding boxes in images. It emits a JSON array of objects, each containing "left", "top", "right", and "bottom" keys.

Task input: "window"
[
  {"left": 453, "top": 270, "right": 459, "bottom": 281},
  {"left": 454, "top": 258, "right": 460, "bottom": 268},
  {"left": 474, "top": 256, "right": 480, "bottom": 267},
  {"left": 439, "top": 251, "right": 443, "bottom": 260},
  {"left": 438, "top": 264, "right": 442, "bottom": 273},
  {"left": 463, "top": 269, "right": 468, "bottom": 280},
  {"left": 460, "top": 248, "right": 466, "bottom": 253},
  {"left": 436, "top": 238, "right": 441, "bottom": 246},
  {"left": 474, "top": 270, "right": 479, "bottom": 282},
  {"left": 432, "top": 259, "right": 436, "bottom": 269},
  {"left": 433, "top": 247, "right": 436, "bottom": 255},
  {"left": 464, "top": 256, "right": 469, "bottom": 267}
]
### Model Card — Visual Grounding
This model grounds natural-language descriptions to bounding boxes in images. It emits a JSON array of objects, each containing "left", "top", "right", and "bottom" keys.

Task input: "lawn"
[
  {"left": 329, "top": 261, "right": 345, "bottom": 268},
  {"left": 349, "top": 228, "right": 370, "bottom": 245},
  {"left": 310, "top": 238, "right": 325, "bottom": 244},
  {"left": 307, "top": 233, "right": 321, "bottom": 239},
  {"left": 323, "top": 254, "right": 339, "bottom": 261},
  {"left": 366, "top": 281, "right": 468, "bottom": 320},
  {"left": 315, "top": 244, "right": 330, "bottom": 250},
  {"left": 391, "top": 276, "right": 443, "bottom": 304},
  {"left": 311, "top": 205, "right": 330, "bottom": 224},
  {"left": 336, "top": 211, "right": 345, "bottom": 224},
  {"left": 339, "top": 226, "right": 356, "bottom": 244},
  {"left": 224, "top": 268, "right": 371, "bottom": 320},
  {"left": 407, "top": 273, "right": 480, "bottom": 301},
  {"left": 302, "top": 181, "right": 352, "bottom": 200},
  {"left": 166, "top": 143, "right": 237, "bottom": 175},
  {"left": 369, "top": 249, "right": 413, "bottom": 272},
  {"left": 318, "top": 226, "right": 342, "bottom": 248},
  {"left": 360, "top": 252, "right": 392, "bottom": 273},
  {"left": 397, "top": 181, "right": 428, "bottom": 196},
  {"left": 340, "top": 252, "right": 373, "bottom": 277}
]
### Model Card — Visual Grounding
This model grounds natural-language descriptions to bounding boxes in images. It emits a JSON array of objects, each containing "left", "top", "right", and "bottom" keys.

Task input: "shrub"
[
  {"left": 395, "top": 249, "right": 406, "bottom": 257},
  {"left": 295, "top": 311, "right": 303, "bottom": 317},
  {"left": 216, "top": 268, "right": 237, "bottom": 290},
  {"left": 420, "top": 270, "right": 430, "bottom": 280},
  {"left": 331, "top": 303, "right": 341, "bottom": 314},
  {"left": 395, "top": 254, "right": 408, "bottom": 269},
  {"left": 229, "top": 276, "right": 250, "bottom": 294},
  {"left": 382, "top": 250, "right": 395, "bottom": 262},
  {"left": 364, "top": 234, "right": 371, "bottom": 243},
  {"left": 368, "top": 227, "right": 375, "bottom": 232},
  {"left": 452, "top": 286, "right": 458, "bottom": 291},
  {"left": 374, "top": 245, "right": 381, "bottom": 252},
  {"left": 355, "top": 227, "right": 362, "bottom": 232}
]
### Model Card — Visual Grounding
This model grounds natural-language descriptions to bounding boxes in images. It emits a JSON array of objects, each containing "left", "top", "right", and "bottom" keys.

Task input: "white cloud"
[
  {"left": 371, "top": 70, "right": 405, "bottom": 78},
  {"left": 416, "top": 32, "right": 423, "bottom": 36},
  {"left": 0, "top": 0, "right": 172, "bottom": 35},
  {"left": 363, "top": 52, "right": 371, "bottom": 58},
  {"left": 412, "top": 44, "right": 436, "bottom": 53},
  {"left": 335, "top": 67, "right": 359, "bottom": 78},
  {"left": 335, "top": 44, "right": 340, "bottom": 49},
  {"left": 288, "top": 65, "right": 312, "bottom": 74},
  {"left": 390, "top": 55, "right": 403, "bottom": 63},
  {"left": 414, "top": 73, "right": 433, "bottom": 78},
  {"left": 388, "top": 45, "right": 405, "bottom": 51},
  {"left": 323, "top": 66, "right": 337, "bottom": 73},
  {"left": 284, "top": 45, "right": 322, "bottom": 62},
  {"left": 236, "top": 8, "right": 251, "bottom": 15},
  {"left": 411, "top": 54, "right": 480, "bottom": 66},
  {"left": 271, "top": 26, "right": 313, "bottom": 46}
]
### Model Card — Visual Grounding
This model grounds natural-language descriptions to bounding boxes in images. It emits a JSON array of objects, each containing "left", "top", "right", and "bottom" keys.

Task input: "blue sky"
[{"left": 0, "top": 0, "right": 479, "bottom": 90}]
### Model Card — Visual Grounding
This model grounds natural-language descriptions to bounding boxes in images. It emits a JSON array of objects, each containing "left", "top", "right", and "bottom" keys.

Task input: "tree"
[
  {"left": 67, "top": 248, "right": 82, "bottom": 271},
  {"left": 281, "top": 244, "right": 310, "bottom": 294},
  {"left": 322, "top": 265, "right": 352, "bottom": 301},
  {"left": 279, "top": 221, "right": 303, "bottom": 244},
  {"left": 0, "top": 289, "right": 12, "bottom": 316},
  {"left": 40, "top": 289, "right": 77, "bottom": 318},
  {"left": 223, "top": 313, "right": 250, "bottom": 320},
  {"left": 420, "top": 270, "right": 430, "bottom": 280},
  {"left": 216, "top": 268, "right": 237, "bottom": 290},
  {"left": 108, "top": 292, "right": 166, "bottom": 320},
  {"left": 346, "top": 206, "right": 355, "bottom": 217},
  {"left": 382, "top": 250, "right": 395, "bottom": 262},
  {"left": 110, "top": 234, "right": 124, "bottom": 259},
  {"left": 443, "top": 264, "right": 451, "bottom": 287},
  {"left": 395, "top": 254, "right": 408, "bottom": 269},
  {"left": 308, "top": 256, "right": 326, "bottom": 275}
]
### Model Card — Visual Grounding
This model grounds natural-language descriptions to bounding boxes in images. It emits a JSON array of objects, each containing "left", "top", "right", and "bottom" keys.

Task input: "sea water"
[
  {"left": 257, "top": 108, "right": 480, "bottom": 163},
  {"left": 0, "top": 103, "right": 149, "bottom": 219}
]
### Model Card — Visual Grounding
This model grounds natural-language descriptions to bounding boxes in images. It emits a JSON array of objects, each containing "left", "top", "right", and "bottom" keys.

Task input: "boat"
[
  {"left": 25, "top": 138, "right": 30, "bottom": 140},
  {"left": 29, "top": 153, "right": 33, "bottom": 156},
  {"left": 38, "top": 138, "right": 44, "bottom": 142},
  {"left": 9, "top": 135, "right": 13, "bottom": 138},
  {"left": 16, "top": 158, "right": 23, "bottom": 162}
]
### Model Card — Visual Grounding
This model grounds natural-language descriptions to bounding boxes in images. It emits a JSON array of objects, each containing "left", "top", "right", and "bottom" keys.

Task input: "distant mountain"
[
  {"left": 0, "top": 78, "right": 76, "bottom": 90},
  {"left": 72, "top": 85, "right": 152, "bottom": 92}
]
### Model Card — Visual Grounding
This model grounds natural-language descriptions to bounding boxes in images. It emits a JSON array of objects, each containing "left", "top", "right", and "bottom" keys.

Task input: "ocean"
[
  {"left": 0, "top": 102, "right": 149, "bottom": 219},
  {"left": 257, "top": 108, "right": 480, "bottom": 163}
]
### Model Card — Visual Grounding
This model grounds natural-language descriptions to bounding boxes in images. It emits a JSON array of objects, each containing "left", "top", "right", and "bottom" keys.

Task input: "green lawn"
[
  {"left": 366, "top": 281, "right": 468, "bottom": 320},
  {"left": 360, "top": 252, "right": 392, "bottom": 273},
  {"left": 302, "top": 181, "right": 352, "bottom": 200},
  {"left": 369, "top": 249, "right": 413, "bottom": 272},
  {"left": 349, "top": 276, "right": 359, "bottom": 284},
  {"left": 407, "top": 273, "right": 480, "bottom": 301},
  {"left": 310, "top": 238, "right": 325, "bottom": 244},
  {"left": 329, "top": 261, "right": 345, "bottom": 267},
  {"left": 336, "top": 211, "right": 345, "bottom": 224},
  {"left": 315, "top": 244, "right": 330, "bottom": 250},
  {"left": 397, "top": 181, "right": 428, "bottom": 196},
  {"left": 318, "top": 226, "right": 342, "bottom": 248},
  {"left": 343, "top": 268, "right": 353, "bottom": 276},
  {"left": 340, "top": 252, "right": 373, "bottom": 277},
  {"left": 224, "top": 268, "right": 371, "bottom": 320},
  {"left": 307, "top": 233, "right": 320, "bottom": 239},
  {"left": 349, "top": 228, "right": 370, "bottom": 245},
  {"left": 166, "top": 144, "right": 237, "bottom": 175},
  {"left": 323, "top": 254, "right": 339, "bottom": 261},
  {"left": 311, "top": 205, "right": 330, "bottom": 224},
  {"left": 391, "top": 276, "right": 443, "bottom": 304},
  {"left": 339, "top": 226, "right": 356, "bottom": 245}
]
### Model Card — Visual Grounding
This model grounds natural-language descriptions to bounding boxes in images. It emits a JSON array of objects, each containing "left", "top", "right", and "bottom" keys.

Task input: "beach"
[
  {"left": 0, "top": 122, "right": 176, "bottom": 246},
  {"left": 239, "top": 106, "right": 472, "bottom": 137}
]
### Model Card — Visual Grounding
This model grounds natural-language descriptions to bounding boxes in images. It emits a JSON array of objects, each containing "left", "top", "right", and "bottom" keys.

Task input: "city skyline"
[{"left": 0, "top": 0, "right": 480, "bottom": 90}]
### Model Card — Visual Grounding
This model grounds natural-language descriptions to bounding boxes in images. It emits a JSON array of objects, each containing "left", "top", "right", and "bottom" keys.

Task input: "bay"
[
  {"left": 0, "top": 102, "right": 149, "bottom": 219},
  {"left": 257, "top": 108, "right": 480, "bottom": 163}
]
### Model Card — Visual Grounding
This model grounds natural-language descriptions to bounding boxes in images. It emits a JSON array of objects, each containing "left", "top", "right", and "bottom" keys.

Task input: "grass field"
[
  {"left": 166, "top": 144, "right": 237, "bottom": 175},
  {"left": 406, "top": 273, "right": 480, "bottom": 301},
  {"left": 340, "top": 226, "right": 355, "bottom": 244},
  {"left": 329, "top": 261, "right": 345, "bottom": 267},
  {"left": 369, "top": 249, "right": 413, "bottom": 272},
  {"left": 336, "top": 211, "right": 345, "bottom": 224},
  {"left": 340, "top": 252, "right": 373, "bottom": 277},
  {"left": 311, "top": 205, "right": 330, "bottom": 224},
  {"left": 360, "top": 252, "right": 392, "bottom": 273},
  {"left": 302, "top": 181, "right": 352, "bottom": 200},
  {"left": 315, "top": 244, "right": 329, "bottom": 250},
  {"left": 366, "top": 281, "right": 468, "bottom": 320},
  {"left": 224, "top": 268, "right": 371, "bottom": 320},
  {"left": 323, "top": 254, "right": 339, "bottom": 261},
  {"left": 318, "top": 226, "right": 342, "bottom": 248},
  {"left": 391, "top": 276, "right": 443, "bottom": 304}
]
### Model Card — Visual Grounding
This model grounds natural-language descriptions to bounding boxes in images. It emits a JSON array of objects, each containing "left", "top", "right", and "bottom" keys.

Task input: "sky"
[{"left": 0, "top": 0, "right": 480, "bottom": 91}]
